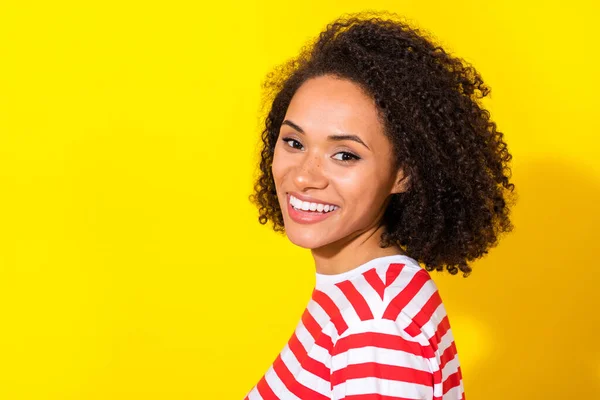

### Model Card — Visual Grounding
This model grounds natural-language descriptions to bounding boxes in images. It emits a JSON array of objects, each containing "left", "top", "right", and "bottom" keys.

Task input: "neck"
[{"left": 310, "top": 222, "right": 405, "bottom": 276}]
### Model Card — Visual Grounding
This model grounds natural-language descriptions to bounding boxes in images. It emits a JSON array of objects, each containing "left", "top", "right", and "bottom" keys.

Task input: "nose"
[{"left": 293, "top": 152, "right": 328, "bottom": 191}]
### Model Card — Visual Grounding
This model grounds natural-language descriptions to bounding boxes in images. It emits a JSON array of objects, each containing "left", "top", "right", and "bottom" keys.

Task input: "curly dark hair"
[{"left": 249, "top": 11, "right": 517, "bottom": 277}]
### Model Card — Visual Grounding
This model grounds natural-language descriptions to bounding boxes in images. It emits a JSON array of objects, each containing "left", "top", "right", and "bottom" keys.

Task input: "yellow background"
[{"left": 0, "top": 1, "right": 598, "bottom": 399}]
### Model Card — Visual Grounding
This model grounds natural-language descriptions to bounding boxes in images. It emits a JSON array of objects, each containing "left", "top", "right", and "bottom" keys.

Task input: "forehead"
[{"left": 284, "top": 75, "right": 385, "bottom": 139}]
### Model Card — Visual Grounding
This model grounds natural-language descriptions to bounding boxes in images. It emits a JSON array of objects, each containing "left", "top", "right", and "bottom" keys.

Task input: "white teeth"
[{"left": 289, "top": 195, "right": 338, "bottom": 213}]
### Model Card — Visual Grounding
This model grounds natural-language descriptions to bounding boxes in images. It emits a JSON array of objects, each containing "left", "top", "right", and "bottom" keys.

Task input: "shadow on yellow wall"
[{"left": 440, "top": 157, "right": 600, "bottom": 398}]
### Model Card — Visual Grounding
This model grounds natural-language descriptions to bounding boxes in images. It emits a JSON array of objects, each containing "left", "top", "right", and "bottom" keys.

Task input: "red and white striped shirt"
[{"left": 244, "top": 254, "right": 465, "bottom": 400}]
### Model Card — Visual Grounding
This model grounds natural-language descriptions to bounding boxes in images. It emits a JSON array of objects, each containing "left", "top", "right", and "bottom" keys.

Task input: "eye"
[
  {"left": 281, "top": 138, "right": 304, "bottom": 150},
  {"left": 332, "top": 151, "right": 361, "bottom": 163}
]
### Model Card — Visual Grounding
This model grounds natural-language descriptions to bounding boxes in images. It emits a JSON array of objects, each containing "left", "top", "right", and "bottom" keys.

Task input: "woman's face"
[{"left": 271, "top": 74, "right": 407, "bottom": 250}]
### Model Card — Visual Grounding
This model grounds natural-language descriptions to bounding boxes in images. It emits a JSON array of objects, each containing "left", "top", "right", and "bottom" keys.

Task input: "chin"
[{"left": 284, "top": 227, "right": 335, "bottom": 250}]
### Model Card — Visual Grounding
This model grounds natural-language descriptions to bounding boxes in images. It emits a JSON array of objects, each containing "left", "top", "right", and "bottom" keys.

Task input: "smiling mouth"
[
  {"left": 286, "top": 193, "right": 339, "bottom": 224},
  {"left": 289, "top": 194, "right": 339, "bottom": 213}
]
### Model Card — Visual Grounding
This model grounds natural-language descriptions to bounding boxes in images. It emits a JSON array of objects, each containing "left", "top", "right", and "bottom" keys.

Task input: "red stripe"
[
  {"left": 313, "top": 289, "right": 349, "bottom": 335},
  {"left": 433, "top": 364, "right": 442, "bottom": 385},
  {"left": 332, "top": 331, "right": 435, "bottom": 358},
  {"left": 256, "top": 375, "right": 278, "bottom": 400},
  {"left": 440, "top": 341, "right": 458, "bottom": 370},
  {"left": 336, "top": 280, "right": 374, "bottom": 321},
  {"left": 430, "top": 316, "right": 450, "bottom": 352},
  {"left": 315, "top": 331, "right": 334, "bottom": 355},
  {"left": 412, "top": 290, "right": 442, "bottom": 327},
  {"left": 301, "top": 308, "right": 322, "bottom": 341},
  {"left": 364, "top": 268, "right": 385, "bottom": 300},
  {"left": 272, "top": 354, "right": 329, "bottom": 400},
  {"left": 404, "top": 290, "right": 443, "bottom": 339},
  {"left": 385, "top": 263, "right": 406, "bottom": 287},
  {"left": 382, "top": 269, "right": 430, "bottom": 321},
  {"left": 331, "top": 362, "right": 433, "bottom": 386},
  {"left": 442, "top": 370, "right": 462, "bottom": 394},
  {"left": 403, "top": 320, "right": 421, "bottom": 337},
  {"left": 288, "top": 332, "right": 330, "bottom": 381}
]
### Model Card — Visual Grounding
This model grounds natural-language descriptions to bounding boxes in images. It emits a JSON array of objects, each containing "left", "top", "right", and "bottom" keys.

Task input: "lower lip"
[{"left": 286, "top": 194, "right": 338, "bottom": 224}]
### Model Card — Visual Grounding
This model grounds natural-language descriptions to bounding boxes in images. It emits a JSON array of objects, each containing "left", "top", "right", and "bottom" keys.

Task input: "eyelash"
[{"left": 281, "top": 137, "right": 361, "bottom": 163}]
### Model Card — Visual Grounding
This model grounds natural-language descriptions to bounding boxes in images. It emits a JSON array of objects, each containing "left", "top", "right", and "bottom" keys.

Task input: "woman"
[{"left": 245, "top": 11, "right": 515, "bottom": 400}]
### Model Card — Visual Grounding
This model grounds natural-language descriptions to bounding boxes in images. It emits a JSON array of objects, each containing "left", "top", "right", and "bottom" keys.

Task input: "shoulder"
[
  {"left": 339, "top": 258, "right": 447, "bottom": 343},
  {"left": 311, "top": 256, "right": 448, "bottom": 339},
  {"left": 311, "top": 258, "right": 422, "bottom": 322},
  {"left": 357, "top": 256, "right": 440, "bottom": 322}
]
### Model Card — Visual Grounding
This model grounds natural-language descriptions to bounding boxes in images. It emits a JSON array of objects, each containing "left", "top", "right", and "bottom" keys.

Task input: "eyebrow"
[{"left": 281, "top": 119, "right": 371, "bottom": 151}]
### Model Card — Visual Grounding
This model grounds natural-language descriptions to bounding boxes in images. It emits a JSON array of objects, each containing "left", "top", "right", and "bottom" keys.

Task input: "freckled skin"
[{"left": 271, "top": 75, "right": 410, "bottom": 275}]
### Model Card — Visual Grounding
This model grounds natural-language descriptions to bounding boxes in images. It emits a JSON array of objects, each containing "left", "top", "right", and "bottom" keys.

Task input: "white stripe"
[
  {"left": 307, "top": 298, "right": 330, "bottom": 328},
  {"left": 419, "top": 302, "right": 448, "bottom": 341},
  {"left": 441, "top": 353, "right": 460, "bottom": 379},
  {"left": 293, "top": 321, "right": 312, "bottom": 351},
  {"left": 246, "top": 387, "right": 263, "bottom": 400},
  {"left": 393, "top": 310, "right": 438, "bottom": 349},
  {"left": 294, "top": 321, "right": 330, "bottom": 367},
  {"left": 264, "top": 365, "right": 301, "bottom": 400},
  {"left": 322, "top": 320, "right": 339, "bottom": 343},
  {"left": 401, "top": 279, "right": 438, "bottom": 319},
  {"left": 437, "top": 328, "right": 455, "bottom": 357},
  {"left": 280, "top": 343, "right": 331, "bottom": 396},
  {"left": 352, "top": 273, "right": 385, "bottom": 317},
  {"left": 332, "top": 376, "right": 433, "bottom": 399},
  {"left": 331, "top": 345, "right": 433, "bottom": 373},
  {"left": 382, "top": 266, "right": 422, "bottom": 304},
  {"left": 335, "top": 316, "right": 425, "bottom": 342},
  {"left": 434, "top": 380, "right": 443, "bottom": 398},
  {"left": 318, "top": 282, "right": 362, "bottom": 328}
]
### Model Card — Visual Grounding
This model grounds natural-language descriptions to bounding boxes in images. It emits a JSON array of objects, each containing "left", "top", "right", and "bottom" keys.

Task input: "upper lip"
[{"left": 287, "top": 192, "right": 339, "bottom": 207}]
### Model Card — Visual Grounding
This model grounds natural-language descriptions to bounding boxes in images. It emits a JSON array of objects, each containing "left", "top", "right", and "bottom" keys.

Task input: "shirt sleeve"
[{"left": 329, "top": 317, "right": 465, "bottom": 400}]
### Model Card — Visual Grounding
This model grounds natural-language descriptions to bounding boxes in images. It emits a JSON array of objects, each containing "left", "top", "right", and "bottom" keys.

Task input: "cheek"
[
  {"left": 335, "top": 167, "right": 383, "bottom": 200},
  {"left": 271, "top": 144, "right": 295, "bottom": 193},
  {"left": 334, "top": 169, "right": 389, "bottom": 217},
  {"left": 271, "top": 146, "right": 285, "bottom": 182}
]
